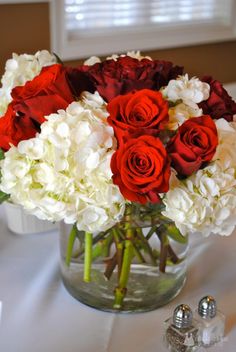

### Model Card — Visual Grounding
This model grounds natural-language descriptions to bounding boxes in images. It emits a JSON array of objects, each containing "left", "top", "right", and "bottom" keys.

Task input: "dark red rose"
[
  {"left": 0, "top": 64, "right": 75, "bottom": 151},
  {"left": 107, "top": 89, "right": 169, "bottom": 144},
  {"left": 199, "top": 76, "right": 236, "bottom": 122},
  {"left": 66, "top": 67, "right": 96, "bottom": 98},
  {"left": 0, "top": 104, "right": 37, "bottom": 150},
  {"left": 167, "top": 115, "right": 218, "bottom": 177},
  {"left": 111, "top": 135, "right": 171, "bottom": 204},
  {"left": 77, "top": 56, "right": 183, "bottom": 102}
]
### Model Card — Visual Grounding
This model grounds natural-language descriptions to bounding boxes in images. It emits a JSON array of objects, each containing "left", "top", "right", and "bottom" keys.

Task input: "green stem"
[
  {"left": 102, "top": 233, "right": 114, "bottom": 258},
  {"left": 65, "top": 224, "right": 78, "bottom": 267},
  {"left": 114, "top": 235, "right": 134, "bottom": 309},
  {"left": 136, "top": 228, "right": 157, "bottom": 266},
  {"left": 132, "top": 243, "right": 146, "bottom": 264},
  {"left": 83, "top": 232, "right": 93, "bottom": 282},
  {"left": 72, "top": 229, "right": 110, "bottom": 259},
  {"left": 93, "top": 229, "right": 111, "bottom": 244},
  {"left": 157, "top": 231, "right": 169, "bottom": 273},
  {"left": 116, "top": 228, "right": 145, "bottom": 264},
  {"left": 92, "top": 241, "right": 104, "bottom": 260},
  {"left": 167, "top": 244, "right": 179, "bottom": 264},
  {"left": 146, "top": 226, "right": 158, "bottom": 240},
  {"left": 112, "top": 228, "right": 124, "bottom": 277}
]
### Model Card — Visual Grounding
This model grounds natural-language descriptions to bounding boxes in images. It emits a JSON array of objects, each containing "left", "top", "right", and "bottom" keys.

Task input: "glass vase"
[{"left": 59, "top": 203, "right": 188, "bottom": 312}]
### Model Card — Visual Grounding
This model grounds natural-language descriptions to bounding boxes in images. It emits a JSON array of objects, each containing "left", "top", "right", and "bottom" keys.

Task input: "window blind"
[
  {"left": 65, "top": 0, "right": 233, "bottom": 34},
  {"left": 50, "top": 0, "right": 236, "bottom": 60}
]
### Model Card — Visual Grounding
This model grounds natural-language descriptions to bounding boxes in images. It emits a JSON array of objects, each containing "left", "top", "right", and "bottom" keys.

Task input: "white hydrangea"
[
  {"left": 167, "top": 102, "right": 203, "bottom": 130},
  {"left": 0, "top": 91, "right": 125, "bottom": 233},
  {"left": 84, "top": 51, "right": 152, "bottom": 65},
  {"left": 0, "top": 50, "right": 56, "bottom": 116},
  {"left": 163, "top": 118, "right": 236, "bottom": 237},
  {"left": 213, "top": 118, "right": 236, "bottom": 168},
  {"left": 162, "top": 162, "right": 236, "bottom": 237},
  {"left": 83, "top": 56, "right": 101, "bottom": 66},
  {"left": 162, "top": 74, "right": 210, "bottom": 109}
]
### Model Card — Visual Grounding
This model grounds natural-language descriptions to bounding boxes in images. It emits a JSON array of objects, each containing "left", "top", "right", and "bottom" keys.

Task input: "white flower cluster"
[
  {"left": 0, "top": 50, "right": 56, "bottom": 117},
  {"left": 162, "top": 118, "right": 236, "bottom": 237},
  {"left": 0, "top": 92, "right": 125, "bottom": 233},
  {"left": 84, "top": 51, "right": 152, "bottom": 66},
  {"left": 162, "top": 74, "right": 210, "bottom": 108},
  {"left": 167, "top": 103, "right": 203, "bottom": 130},
  {"left": 213, "top": 118, "right": 236, "bottom": 169},
  {"left": 162, "top": 74, "right": 209, "bottom": 130}
]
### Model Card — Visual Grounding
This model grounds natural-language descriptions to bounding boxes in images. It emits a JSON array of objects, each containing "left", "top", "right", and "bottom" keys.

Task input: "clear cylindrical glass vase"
[{"left": 59, "top": 204, "right": 188, "bottom": 312}]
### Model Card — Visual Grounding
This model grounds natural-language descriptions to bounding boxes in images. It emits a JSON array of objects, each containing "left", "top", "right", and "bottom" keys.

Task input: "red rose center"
[
  {"left": 130, "top": 152, "right": 152, "bottom": 175},
  {"left": 127, "top": 99, "right": 159, "bottom": 127},
  {"left": 184, "top": 128, "right": 209, "bottom": 151}
]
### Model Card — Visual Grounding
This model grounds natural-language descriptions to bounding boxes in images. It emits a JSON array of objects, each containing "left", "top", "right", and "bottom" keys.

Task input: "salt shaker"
[
  {"left": 196, "top": 295, "right": 225, "bottom": 347},
  {"left": 165, "top": 304, "right": 200, "bottom": 352}
]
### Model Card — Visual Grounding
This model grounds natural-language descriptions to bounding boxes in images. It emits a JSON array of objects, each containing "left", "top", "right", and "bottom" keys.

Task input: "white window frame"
[{"left": 50, "top": 0, "right": 236, "bottom": 61}]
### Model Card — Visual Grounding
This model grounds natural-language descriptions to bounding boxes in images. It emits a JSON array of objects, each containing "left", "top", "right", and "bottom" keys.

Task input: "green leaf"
[
  {"left": 168, "top": 99, "right": 182, "bottom": 108},
  {"left": 166, "top": 257, "right": 184, "bottom": 266},
  {"left": 0, "top": 148, "right": 4, "bottom": 161},
  {"left": 163, "top": 224, "right": 188, "bottom": 244},
  {"left": 0, "top": 191, "right": 10, "bottom": 204}
]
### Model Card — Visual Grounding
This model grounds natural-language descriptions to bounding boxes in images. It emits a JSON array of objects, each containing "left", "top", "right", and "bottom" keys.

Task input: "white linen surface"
[{"left": 0, "top": 205, "right": 236, "bottom": 352}]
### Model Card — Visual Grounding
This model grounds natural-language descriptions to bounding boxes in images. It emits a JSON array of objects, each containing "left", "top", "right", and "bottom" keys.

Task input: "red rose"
[
  {"left": 167, "top": 115, "right": 218, "bottom": 176},
  {"left": 0, "top": 64, "right": 75, "bottom": 151},
  {"left": 66, "top": 67, "right": 96, "bottom": 98},
  {"left": 199, "top": 76, "right": 236, "bottom": 122},
  {"left": 107, "top": 89, "right": 168, "bottom": 140},
  {"left": 12, "top": 64, "right": 74, "bottom": 124},
  {"left": 0, "top": 104, "right": 37, "bottom": 150},
  {"left": 77, "top": 56, "right": 183, "bottom": 102},
  {"left": 111, "top": 135, "right": 171, "bottom": 204}
]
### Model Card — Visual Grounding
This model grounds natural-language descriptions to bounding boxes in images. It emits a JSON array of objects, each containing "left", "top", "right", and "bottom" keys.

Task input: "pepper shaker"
[{"left": 165, "top": 304, "right": 200, "bottom": 352}]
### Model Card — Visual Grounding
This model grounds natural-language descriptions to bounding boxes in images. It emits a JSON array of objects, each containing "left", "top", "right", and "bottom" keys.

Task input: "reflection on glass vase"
[{"left": 60, "top": 203, "right": 188, "bottom": 313}]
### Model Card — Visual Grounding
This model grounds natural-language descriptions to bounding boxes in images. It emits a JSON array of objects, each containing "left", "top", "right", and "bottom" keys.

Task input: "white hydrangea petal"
[
  {"left": 18, "top": 138, "right": 45, "bottom": 159},
  {"left": 83, "top": 56, "right": 101, "bottom": 66},
  {"left": 86, "top": 151, "right": 100, "bottom": 169}
]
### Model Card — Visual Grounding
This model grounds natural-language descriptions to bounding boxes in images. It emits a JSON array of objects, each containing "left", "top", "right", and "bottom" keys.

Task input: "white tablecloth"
[
  {"left": 0, "top": 83, "right": 236, "bottom": 352},
  {"left": 0, "top": 205, "right": 236, "bottom": 352}
]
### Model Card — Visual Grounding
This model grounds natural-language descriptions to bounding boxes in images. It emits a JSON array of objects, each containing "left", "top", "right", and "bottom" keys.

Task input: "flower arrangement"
[{"left": 0, "top": 50, "right": 236, "bottom": 310}]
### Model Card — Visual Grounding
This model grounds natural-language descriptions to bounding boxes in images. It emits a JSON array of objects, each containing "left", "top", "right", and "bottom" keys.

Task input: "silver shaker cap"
[
  {"left": 173, "top": 304, "right": 193, "bottom": 329},
  {"left": 198, "top": 295, "right": 217, "bottom": 319}
]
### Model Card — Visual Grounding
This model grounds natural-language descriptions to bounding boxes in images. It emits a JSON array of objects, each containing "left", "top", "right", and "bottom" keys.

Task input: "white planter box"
[{"left": 3, "top": 202, "right": 58, "bottom": 235}]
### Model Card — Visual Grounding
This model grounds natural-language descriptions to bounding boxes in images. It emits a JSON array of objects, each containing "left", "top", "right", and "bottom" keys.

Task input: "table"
[
  {"left": 0, "top": 83, "right": 236, "bottom": 352},
  {"left": 0, "top": 204, "right": 236, "bottom": 352}
]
